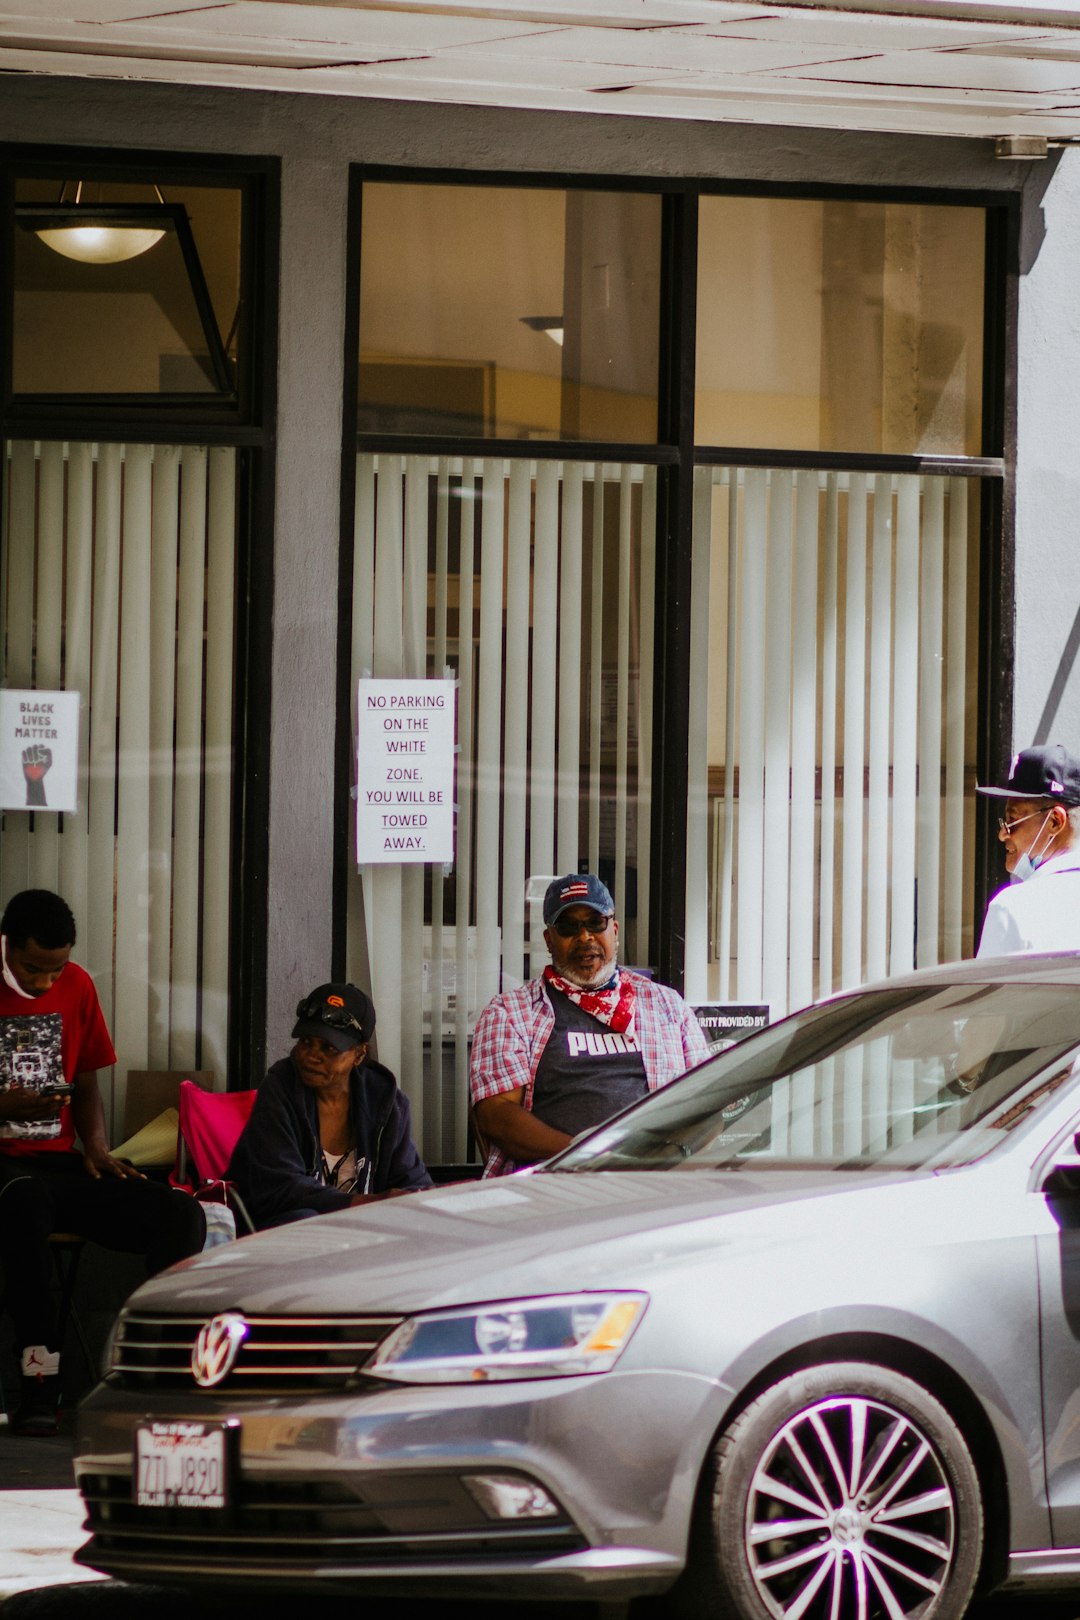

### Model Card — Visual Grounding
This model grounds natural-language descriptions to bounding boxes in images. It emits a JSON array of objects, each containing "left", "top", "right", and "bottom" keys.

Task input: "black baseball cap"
[
  {"left": 975, "top": 744, "right": 1080, "bottom": 807},
  {"left": 292, "top": 983, "right": 375, "bottom": 1051},
  {"left": 542, "top": 873, "right": 615, "bottom": 926}
]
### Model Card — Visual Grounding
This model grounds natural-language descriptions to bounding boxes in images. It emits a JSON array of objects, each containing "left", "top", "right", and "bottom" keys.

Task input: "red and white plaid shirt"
[{"left": 469, "top": 970, "right": 710, "bottom": 1177}]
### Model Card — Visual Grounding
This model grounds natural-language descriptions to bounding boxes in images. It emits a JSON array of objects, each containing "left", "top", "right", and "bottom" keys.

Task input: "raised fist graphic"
[{"left": 22, "top": 744, "right": 52, "bottom": 808}]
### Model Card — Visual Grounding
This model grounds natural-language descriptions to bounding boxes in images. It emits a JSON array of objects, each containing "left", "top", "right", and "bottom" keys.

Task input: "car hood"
[{"left": 131, "top": 1165, "right": 972, "bottom": 1317}]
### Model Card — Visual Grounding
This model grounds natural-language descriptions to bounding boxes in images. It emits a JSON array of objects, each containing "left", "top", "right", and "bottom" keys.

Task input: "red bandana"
[{"left": 543, "top": 965, "right": 636, "bottom": 1035}]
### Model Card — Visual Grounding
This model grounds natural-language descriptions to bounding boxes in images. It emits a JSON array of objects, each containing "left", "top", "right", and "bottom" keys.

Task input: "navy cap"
[
  {"left": 542, "top": 874, "right": 615, "bottom": 926},
  {"left": 976, "top": 744, "right": 1080, "bottom": 807},
  {"left": 292, "top": 982, "right": 375, "bottom": 1052}
]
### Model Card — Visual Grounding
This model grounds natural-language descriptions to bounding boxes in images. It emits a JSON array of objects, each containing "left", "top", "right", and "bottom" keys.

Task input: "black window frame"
[
  {"left": 0, "top": 143, "right": 280, "bottom": 1087},
  {"left": 337, "top": 164, "right": 1016, "bottom": 991}
]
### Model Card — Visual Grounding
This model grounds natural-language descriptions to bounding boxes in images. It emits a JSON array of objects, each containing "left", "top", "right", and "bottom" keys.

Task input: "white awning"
[{"left": 8, "top": 0, "right": 1080, "bottom": 138}]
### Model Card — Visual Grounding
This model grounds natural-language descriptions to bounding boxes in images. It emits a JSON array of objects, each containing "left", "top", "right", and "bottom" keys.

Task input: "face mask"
[
  {"left": 1010, "top": 812, "right": 1055, "bottom": 883},
  {"left": 1, "top": 935, "right": 34, "bottom": 999}
]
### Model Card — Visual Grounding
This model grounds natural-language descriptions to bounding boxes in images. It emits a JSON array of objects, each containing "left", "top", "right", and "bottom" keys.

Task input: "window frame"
[
  {"left": 337, "top": 165, "right": 1015, "bottom": 993},
  {"left": 0, "top": 143, "right": 280, "bottom": 1088}
]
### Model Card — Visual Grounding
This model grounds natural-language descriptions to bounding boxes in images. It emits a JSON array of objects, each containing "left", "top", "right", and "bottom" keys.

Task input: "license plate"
[{"left": 135, "top": 1420, "right": 231, "bottom": 1508}]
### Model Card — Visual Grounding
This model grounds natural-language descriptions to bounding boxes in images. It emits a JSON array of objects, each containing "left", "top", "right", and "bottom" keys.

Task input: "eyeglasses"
[
  {"left": 550, "top": 910, "right": 613, "bottom": 939},
  {"left": 998, "top": 808, "right": 1051, "bottom": 837},
  {"left": 295, "top": 996, "right": 364, "bottom": 1037}
]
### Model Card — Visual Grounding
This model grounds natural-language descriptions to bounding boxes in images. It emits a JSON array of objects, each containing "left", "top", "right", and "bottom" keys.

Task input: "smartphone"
[{"left": 41, "top": 1084, "right": 73, "bottom": 1099}]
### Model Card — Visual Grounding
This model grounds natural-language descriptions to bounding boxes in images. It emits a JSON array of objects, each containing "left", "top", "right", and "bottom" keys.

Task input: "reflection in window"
[
  {"left": 358, "top": 184, "right": 661, "bottom": 442},
  {"left": 13, "top": 179, "right": 241, "bottom": 397},
  {"left": 554, "top": 983, "right": 1080, "bottom": 1174},
  {"left": 695, "top": 197, "right": 985, "bottom": 455}
]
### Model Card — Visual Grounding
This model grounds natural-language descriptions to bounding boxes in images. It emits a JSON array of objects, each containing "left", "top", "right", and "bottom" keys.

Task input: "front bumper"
[{"left": 74, "top": 1367, "right": 716, "bottom": 1597}]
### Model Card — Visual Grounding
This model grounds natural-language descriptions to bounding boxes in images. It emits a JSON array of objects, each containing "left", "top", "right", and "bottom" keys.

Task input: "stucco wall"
[
  {"left": 1015, "top": 150, "right": 1080, "bottom": 756},
  {"left": 0, "top": 72, "right": 1054, "bottom": 1059}
]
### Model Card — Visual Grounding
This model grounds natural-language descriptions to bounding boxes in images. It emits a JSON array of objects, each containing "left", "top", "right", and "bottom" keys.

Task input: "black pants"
[{"left": 0, "top": 1152, "right": 206, "bottom": 1354}]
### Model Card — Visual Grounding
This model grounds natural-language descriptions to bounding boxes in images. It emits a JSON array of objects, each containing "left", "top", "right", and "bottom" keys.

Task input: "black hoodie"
[{"left": 228, "top": 1054, "right": 432, "bottom": 1228}]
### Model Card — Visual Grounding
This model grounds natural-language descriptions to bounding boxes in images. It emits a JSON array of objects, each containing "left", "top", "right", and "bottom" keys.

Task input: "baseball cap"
[
  {"left": 542, "top": 874, "right": 615, "bottom": 926},
  {"left": 292, "top": 983, "right": 375, "bottom": 1051},
  {"left": 975, "top": 744, "right": 1080, "bottom": 807}
]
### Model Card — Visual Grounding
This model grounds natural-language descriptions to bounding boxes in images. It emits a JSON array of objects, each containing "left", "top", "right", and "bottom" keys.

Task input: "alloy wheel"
[{"left": 745, "top": 1393, "right": 956, "bottom": 1620}]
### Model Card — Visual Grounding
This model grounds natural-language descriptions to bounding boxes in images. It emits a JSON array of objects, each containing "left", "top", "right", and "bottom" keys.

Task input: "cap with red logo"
[{"left": 291, "top": 982, "right": 375, "bottom": 1051}]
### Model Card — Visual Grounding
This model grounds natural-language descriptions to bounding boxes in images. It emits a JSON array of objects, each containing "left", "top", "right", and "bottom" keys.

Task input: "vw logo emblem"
[{"left": 192, "top": 1312, "right": 249, "bottom": 1388}]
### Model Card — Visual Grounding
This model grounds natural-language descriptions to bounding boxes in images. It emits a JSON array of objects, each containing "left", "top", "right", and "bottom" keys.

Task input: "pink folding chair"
[{"left": 171, "top": 1079, "right": 258, "bottom": 1234}]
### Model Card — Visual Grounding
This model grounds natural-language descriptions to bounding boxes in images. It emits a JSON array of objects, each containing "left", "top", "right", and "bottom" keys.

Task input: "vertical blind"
[
  {"left": 0, "top": 440, "right": 236, "bottom": 1133},
  {"left": 689, "top": 466, "right": 976, "bottom": 1018},
  {"left": 349, "top": 453, "right": 653, "bottom": 1164}
]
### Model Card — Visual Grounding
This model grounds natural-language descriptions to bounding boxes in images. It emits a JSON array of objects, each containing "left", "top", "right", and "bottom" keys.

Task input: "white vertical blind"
[
  {"left": 696, "top": 466, "right": 978, "bottom": 1017},
  {"left": 348, "top": 454, "right": 652, "bottom": 1164},
  {"left": 0, "top": 441, "right": 238, "bottom": 1133}
]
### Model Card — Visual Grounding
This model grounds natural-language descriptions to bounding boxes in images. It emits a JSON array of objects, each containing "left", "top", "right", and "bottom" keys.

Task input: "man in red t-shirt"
[{"left": 0, "top": 889, "right": 205, "bottom": 1436}]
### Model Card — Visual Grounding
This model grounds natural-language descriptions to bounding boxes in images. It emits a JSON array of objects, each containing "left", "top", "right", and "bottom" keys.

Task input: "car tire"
[{"left": 683, "top": 1360, "right": 984, "bottom": 1620}]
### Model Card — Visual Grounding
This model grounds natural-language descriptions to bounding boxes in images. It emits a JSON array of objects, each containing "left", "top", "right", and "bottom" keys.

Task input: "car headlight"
[{"left": 367, "top": 1292, "right": 647, "bottom": 1384}]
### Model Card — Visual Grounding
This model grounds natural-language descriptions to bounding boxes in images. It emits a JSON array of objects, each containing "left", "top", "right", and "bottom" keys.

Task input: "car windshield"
[{"left": 549, "top": 980, "right": 1080, "bottom": 1175}]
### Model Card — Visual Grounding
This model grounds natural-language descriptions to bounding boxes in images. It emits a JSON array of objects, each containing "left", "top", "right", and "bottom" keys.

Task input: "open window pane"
[
  {"left": 695, "top": 197, "right": 985, "bottom": 455},
  {"left": 13, "top": 180, "right": 241, "bottom": 397},
  {"left": 359, "top": 185, "right": 661, "bottom": 442}
]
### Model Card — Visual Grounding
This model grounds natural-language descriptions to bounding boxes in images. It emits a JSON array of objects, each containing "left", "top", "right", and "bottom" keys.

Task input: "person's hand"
[
  {"left": 22, "top": 744, "right": 52, "bottom": 808},
  {"left": 348, "top": 1187, "right": 413, "bottom": 1206},
  {"left": 0, "top": 1086, "right": 62, "bottom": 1124},
  {"left": 82, "top": 1142, "right": 144, "bottom": 1180}
]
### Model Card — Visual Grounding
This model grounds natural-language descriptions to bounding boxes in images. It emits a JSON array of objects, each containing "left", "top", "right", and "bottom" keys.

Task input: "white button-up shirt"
[{"left": 976, "top": 847, "right": 1080, "bottom": 957}]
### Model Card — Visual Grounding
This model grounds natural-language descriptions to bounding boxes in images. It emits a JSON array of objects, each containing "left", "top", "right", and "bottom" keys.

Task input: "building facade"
[{"left": 0, "top": 27, "right": 1077, "bottom": 1162}]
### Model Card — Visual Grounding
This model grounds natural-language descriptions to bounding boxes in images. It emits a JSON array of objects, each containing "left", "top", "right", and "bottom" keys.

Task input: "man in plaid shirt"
[{"left": 470, "top": 874, "right": 709, "bottom": 1177}]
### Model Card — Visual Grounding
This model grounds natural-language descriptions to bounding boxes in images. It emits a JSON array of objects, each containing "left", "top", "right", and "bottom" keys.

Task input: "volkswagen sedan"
[{"left": 74, "top": 953, "right": 1080, "bottom": 1620}]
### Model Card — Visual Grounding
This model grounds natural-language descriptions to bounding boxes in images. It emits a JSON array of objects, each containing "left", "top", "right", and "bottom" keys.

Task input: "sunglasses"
[
  {"left": 295, "top": 997, "right": 364, "bottom": 1038},
  {"left": 550, "top": 910, "right": 613, "bottom": 938},
  {"left": 998, "top": 809, "right": 1051, "bottom": 837}
]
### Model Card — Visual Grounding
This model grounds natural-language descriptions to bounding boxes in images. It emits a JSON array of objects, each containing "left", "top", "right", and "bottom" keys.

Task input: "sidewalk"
[{"left": 0, "top": 1421, "right": 103, "bottom": 1605}]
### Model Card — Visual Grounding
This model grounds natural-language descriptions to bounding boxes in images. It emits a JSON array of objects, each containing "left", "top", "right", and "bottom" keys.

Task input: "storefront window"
[
  {"left": 0, "top": 439, "right": 238, "bottom": 1132},
  {"left": 685, "top": 465, "right": 980, "bottom": 1015},
  {"left": 347, "top": 454, "right": 654, "bottom": 1162},
  {"left": 13, "top": 178, "right": 241, "bottom": 398},
  {"left": 358, "top": 184, "right": 661, "bottom": 442},
  {"left": 695, "top": 197, "right": 985, "bottom": 455}
]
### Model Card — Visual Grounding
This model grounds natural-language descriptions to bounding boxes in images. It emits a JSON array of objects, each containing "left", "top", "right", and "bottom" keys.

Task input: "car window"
[{"left": 550, "top": 982, "right": 1080, "bottom": 1175}]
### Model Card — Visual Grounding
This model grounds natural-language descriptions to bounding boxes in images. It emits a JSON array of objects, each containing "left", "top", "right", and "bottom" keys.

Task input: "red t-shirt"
[{"left": 0, "top": 961, "right": 117, "bottom": 1154}]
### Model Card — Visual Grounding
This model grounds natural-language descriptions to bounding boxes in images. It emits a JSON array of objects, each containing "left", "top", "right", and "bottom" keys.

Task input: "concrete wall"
[
  {"left": 1015, "top": 150, "right": 1080, "bottom": 755},
  {"left": 0, "top": 72, "right": 1057, "bottom": 1059}
]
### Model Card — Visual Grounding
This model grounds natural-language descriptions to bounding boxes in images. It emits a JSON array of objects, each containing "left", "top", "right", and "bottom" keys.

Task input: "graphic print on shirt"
[
  {"left": 566, "top": 1031, "right": 639, "bottom": 1057},
  {"left": 0, "top": 1013, "right": 64, "bottom": 1140}
]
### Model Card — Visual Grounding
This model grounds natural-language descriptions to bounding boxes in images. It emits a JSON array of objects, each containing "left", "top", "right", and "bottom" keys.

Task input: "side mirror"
[{"left": 1042, "top": 1132, "right": 1080, "bottom": 1198}]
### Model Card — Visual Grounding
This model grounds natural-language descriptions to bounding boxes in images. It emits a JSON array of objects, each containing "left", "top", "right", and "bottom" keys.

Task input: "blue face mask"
[{"left": 1010, "top": 811, "right": 1054, "bottom": 883}]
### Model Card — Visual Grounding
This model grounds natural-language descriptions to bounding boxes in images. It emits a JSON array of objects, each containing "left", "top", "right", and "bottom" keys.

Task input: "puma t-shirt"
[{"left": 531, "top": 982, "right": 649, "bottom": 1139}]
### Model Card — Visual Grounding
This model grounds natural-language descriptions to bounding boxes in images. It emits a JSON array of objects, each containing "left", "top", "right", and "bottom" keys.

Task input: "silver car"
[{"left": 75, "top": 954, "right": 1080, "bottom": 1620}]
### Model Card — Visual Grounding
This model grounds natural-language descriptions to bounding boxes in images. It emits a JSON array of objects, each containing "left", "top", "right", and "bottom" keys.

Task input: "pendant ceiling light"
[
  {"left": 22, "top": 181, "right": 169, "bottom": 264},
  {"left": 520, "top": 315, "right": 565, "bottom": 348}
]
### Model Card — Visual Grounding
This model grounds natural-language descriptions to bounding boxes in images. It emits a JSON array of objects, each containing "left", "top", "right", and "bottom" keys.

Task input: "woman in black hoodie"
[{"left": 228, "top": 982, "right": 432, "bottom": 1229}]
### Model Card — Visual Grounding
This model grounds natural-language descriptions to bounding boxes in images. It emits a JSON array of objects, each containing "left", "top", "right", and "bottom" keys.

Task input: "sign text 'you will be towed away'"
[{"left": 356, "top": 679, "right": 456, "bottom": 865}]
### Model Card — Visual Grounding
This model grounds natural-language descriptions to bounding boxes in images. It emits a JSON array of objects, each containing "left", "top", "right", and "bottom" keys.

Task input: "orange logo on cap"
[{"left": 327, "top": 995, "right": 344, "bottom": 1007}]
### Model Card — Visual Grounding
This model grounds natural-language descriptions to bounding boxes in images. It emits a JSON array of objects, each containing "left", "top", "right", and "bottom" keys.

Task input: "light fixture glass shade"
[
  {"left": 35, "top": 225, "right": 167, "bottom": 265},
  {"left": 520, "top": 314, "right": 565, "bottom": 347}
]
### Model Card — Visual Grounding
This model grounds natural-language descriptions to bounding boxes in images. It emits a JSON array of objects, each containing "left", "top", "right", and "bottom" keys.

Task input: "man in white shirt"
[{"left": 975, "top": 743, "right": 1080, "bottom": 957}]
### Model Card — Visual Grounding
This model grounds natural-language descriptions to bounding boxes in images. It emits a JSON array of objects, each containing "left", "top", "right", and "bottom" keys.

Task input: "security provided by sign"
[
  {"left": 0, "top": 689, "right": 81, "bottom": 814},
  {"left": 135, "top": 1420, "right": 230, "bottom": 1509}
]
